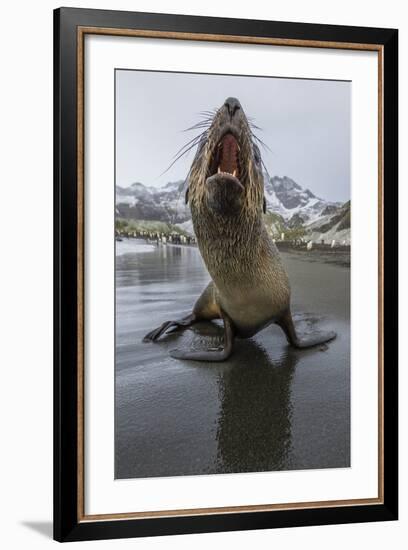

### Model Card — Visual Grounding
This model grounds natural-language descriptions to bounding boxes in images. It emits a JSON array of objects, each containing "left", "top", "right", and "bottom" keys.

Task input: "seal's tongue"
[{"left": 218, "top": 133, "right": 239, "bottom": 178}]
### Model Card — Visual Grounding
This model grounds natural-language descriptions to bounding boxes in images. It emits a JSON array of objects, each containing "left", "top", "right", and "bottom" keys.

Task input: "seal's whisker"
[
  {"left": 173, "top": 131, "right": 208, "bottom": 158},
  {"left": 183, "top": 121, "right": 212, "bottom": 132},
  {"left": 175, "top": 136, "right": 207, "bottom": 159},
  {"left": 247, "top": 115, "right": 262, "bottom": 130},
  {"left": 261, "top": 159, "right": 271, "bottom": 181},
  {"left": 198, "top": 109, "right": 218, "bottom": 116},
  {"left": 185, "top": 118, "right": 212, "bottom": 126},
  {"left": 160, "top": 145, "right": 200, "bottom": 176},
  {"left": 252, "top": 132, "right": 272, "bottom": 153},
  {"left": 158, "top": 131, "right": 208, "bottom": 177}
]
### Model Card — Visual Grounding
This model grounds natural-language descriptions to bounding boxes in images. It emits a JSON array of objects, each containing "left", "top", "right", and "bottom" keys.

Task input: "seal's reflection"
[{"left": 214, "top": 337, "right": 298, "bottom": 474}]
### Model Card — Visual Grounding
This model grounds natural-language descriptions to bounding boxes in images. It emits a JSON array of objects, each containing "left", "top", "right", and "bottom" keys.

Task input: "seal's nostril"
[{"left": 224, "top": 97, "right": 241, "bottom": 118}]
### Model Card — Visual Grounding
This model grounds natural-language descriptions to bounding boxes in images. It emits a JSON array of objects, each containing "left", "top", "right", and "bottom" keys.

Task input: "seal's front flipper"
[
  {"left": 169, "top": 347, "right": 231, "bottom": 361},
  {"left": 143, "top": 313, "right": 197, "bottom": 342},
  {"left": 277, "top": 310, "right": 336, "bottom": 349},
  {"left": 169, "top": 311, "right": 235, "bottom": 362},
  {"left": 291, "top": 330, "right": 336, "bottom": 348}
]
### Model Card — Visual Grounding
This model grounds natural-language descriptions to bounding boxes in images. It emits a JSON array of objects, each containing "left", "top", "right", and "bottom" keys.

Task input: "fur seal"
[{"left": 143, "top": 97, "right": 336, "bottom": 361}]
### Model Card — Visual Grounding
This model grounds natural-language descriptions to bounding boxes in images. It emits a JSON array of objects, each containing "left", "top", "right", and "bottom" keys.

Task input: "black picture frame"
[{"left": 54, "top": 7, "right": 398, "bottom": 542}]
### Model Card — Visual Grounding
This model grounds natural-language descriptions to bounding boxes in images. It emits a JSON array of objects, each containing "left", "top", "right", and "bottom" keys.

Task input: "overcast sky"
[{"left": 116, "top": 69, "right": 350, "bottom": 202}]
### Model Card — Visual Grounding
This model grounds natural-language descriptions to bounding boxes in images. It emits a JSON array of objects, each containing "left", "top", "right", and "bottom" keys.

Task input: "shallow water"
[{"left": 115, "top": 239, "right": 350, "bottom": 479}]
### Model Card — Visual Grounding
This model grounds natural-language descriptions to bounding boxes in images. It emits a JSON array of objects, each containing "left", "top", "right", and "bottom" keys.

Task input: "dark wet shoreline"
[
  {"left": 280, "top": 247, "right": 351, "bottom": 268},
  {"left": 115, "top": 240, "right": 350, "bottom": 479}
]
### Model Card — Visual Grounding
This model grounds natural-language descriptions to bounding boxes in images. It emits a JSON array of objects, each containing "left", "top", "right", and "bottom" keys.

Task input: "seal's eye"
[{"left": 253, "top": 145, "right": 261, "bottom": 165}]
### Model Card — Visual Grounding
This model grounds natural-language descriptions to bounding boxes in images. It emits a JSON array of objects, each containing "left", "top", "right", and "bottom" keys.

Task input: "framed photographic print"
[{"left": 54, "top": 7, "right": 398, "bottom": 542}]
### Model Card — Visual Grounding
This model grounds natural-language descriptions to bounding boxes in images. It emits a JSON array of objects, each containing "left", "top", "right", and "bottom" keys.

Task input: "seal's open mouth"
[{"left": 209, "top": 133, "right": 241, "bottom": 180}]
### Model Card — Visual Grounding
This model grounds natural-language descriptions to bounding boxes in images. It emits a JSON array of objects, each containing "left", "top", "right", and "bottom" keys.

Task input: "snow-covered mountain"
[
  {"left": 116, "top": 175, "right": 349, "bottom": 242},
  {"left": 264, "top": 176, "right": 339, "bottom": 224},
  {"left": 306, "top": 201, "right": 350, "bottom": 244},
  {"left": 116, "top": 180, "right": 189, "bottom": 223}
]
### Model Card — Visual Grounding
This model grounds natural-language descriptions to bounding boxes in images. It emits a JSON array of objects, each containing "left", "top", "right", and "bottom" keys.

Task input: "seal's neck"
[{"left": 193, "top": 209, "right": 264, "bottom": 287}]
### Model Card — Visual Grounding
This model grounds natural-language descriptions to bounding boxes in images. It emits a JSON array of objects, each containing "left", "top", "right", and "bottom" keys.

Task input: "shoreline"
[
  {"left": 116, "top": 236, "right": 350, "bottom": 267},
  {"left": 276, "top": 243, "right": 350, "bottom": 268}
]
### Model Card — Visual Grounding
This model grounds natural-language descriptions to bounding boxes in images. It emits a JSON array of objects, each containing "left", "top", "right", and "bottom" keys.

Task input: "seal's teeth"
[{"left": 217, "top": 169, "right": 238, "bottom": 176}]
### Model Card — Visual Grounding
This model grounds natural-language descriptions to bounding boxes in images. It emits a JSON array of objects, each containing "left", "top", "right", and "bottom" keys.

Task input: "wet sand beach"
[{"left": 115, "top": 240, "right": 350, "bottom": 479}]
